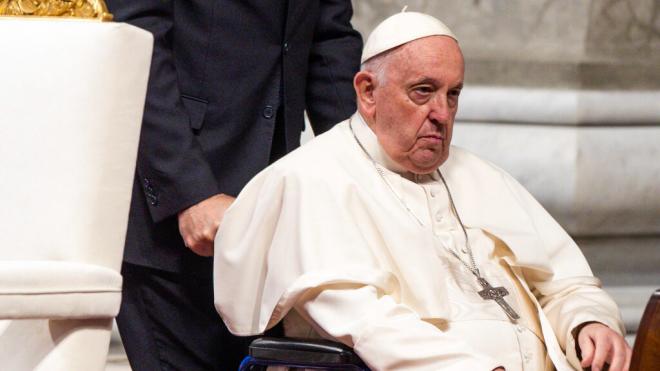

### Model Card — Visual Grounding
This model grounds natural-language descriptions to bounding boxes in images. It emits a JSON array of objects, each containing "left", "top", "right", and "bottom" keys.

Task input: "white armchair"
[{"left": 0, "top": 16, "right": 152, "bottom": 371}]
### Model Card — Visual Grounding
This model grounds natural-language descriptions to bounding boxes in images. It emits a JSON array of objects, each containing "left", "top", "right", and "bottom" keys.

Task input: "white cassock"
[{"left": 214, "top": 113, "right": 624, "bottom": 370}]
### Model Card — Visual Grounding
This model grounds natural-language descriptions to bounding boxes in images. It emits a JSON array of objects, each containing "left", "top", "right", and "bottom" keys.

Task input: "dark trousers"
[{"left": 117, "top": 263, "right": 257, "bottom": 371}]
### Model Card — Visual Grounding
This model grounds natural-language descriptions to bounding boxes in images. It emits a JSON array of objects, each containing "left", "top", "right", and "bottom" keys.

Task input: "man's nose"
[{"left": 427, "top": 95, "right": 450, "bottom": 125}]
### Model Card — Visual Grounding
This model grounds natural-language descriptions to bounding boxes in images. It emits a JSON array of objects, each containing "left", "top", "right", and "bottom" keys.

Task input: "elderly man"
[{"left": 214, "top": 11, "right": 631, "bottom": 371}]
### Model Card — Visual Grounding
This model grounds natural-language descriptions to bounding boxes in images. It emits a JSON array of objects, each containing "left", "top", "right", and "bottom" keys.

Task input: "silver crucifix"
[{"left": 477, "top": 277, "right": 520, "bottom": 321}]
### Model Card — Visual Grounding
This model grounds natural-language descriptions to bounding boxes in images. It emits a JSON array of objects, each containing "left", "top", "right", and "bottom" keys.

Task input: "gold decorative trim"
[{"left": 0, "top": 0, "right": 112, "bottom": 21}]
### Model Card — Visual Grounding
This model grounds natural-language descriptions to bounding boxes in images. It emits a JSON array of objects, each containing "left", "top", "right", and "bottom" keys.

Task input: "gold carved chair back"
[{"left": 0, "top": 0, "right": 112, "bottom": 21}]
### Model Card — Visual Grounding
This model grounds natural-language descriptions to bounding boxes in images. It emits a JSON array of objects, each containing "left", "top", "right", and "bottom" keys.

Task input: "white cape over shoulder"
[{"left": 214, "top": 119, "right": 623, "bottom": 370}]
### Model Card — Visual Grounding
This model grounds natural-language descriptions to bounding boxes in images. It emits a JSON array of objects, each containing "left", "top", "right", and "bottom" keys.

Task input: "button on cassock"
[{"left": 263, "top": 105, "right": 274, "bottom": 119}]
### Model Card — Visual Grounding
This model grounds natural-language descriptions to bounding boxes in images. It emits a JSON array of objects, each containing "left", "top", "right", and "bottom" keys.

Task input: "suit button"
[
  {"left": 263, "top": 105, "right": 274, "bottom": 119},
  {"left": 283, "top": 42, "right": 289, "bottom": 54}
]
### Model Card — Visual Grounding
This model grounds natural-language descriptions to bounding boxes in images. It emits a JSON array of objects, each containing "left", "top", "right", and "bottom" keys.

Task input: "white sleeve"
[{"left": 294, "top": 284, "right": 503, "bottom": 371}]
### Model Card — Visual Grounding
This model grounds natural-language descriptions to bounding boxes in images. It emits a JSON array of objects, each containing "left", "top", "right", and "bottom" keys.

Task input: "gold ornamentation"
[{"left": 0, "top": 0, "right": 112, "bottom": 21}]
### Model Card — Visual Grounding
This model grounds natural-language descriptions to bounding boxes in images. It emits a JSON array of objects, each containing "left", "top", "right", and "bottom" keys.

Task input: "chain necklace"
[{"left": 349, "top": 118, "right": 520, "bottom": 321}]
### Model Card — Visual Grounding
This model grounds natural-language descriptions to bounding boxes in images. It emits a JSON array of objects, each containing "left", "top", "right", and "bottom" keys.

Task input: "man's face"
[{"left": 362, "top": 36, "right": 464, "bottom": 174}]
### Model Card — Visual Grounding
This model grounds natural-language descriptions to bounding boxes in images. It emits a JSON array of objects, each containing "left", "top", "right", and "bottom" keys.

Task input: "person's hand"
[
  {"left": 577, "top": 322, "right": 632, "bottom": 371},
  {"left": 177, "top": 193, "right": 235, "bottom": 256}
]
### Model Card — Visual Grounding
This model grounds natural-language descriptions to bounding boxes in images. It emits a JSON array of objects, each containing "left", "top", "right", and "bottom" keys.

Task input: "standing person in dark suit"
[{"left": 105, "top": 0, "right": 362, "bottom": 369}]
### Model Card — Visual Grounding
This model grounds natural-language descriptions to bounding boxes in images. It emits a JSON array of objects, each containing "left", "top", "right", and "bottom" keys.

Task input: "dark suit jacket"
[{"left": 107, "top": 0, "right": 363, "bottom": 272}]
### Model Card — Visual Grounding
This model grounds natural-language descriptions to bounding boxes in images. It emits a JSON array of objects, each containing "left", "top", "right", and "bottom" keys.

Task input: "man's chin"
[
  {"left": 407, "top": 159, "right": 445, "bottom": 174},
  {"left": 406, "top": 150, "right": 446, "bottom": 171}
]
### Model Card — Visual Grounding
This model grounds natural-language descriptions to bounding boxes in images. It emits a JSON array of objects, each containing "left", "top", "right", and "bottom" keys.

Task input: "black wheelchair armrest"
[{"left": 249, "top": 337, "right": 366, "bottom": 366}]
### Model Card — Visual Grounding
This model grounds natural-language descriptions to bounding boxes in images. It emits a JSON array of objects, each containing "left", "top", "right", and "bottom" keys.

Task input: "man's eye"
[
  {"left": 414, "top": 86, "right": 433, "bottom": 94},
  {"left": 410, "top": 87, "right": 434, "bottom": 102},
  {"left": 449, "top": 89, "right": 461, "bottom": 97}
]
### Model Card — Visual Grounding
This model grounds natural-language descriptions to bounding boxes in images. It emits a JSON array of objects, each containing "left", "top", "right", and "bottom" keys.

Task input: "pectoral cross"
[{"left": 477, "top": 277, "right": 520, "bottom": 321}]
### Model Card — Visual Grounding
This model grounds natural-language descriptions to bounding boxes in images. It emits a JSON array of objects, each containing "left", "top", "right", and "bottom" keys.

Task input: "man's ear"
[{"left": 354, "top": 71, "right": 377, "bottom": 115}]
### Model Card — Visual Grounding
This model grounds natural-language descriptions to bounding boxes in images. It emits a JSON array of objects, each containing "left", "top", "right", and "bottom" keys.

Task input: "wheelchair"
[{"left": 239, "top": 337, "right": 369, "bottom": 370}]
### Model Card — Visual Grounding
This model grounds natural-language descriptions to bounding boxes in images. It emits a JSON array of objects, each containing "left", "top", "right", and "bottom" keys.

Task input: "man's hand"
[
  {"left": 177, "top": 193, "right": 235, "bottom": 256},
  {"left": 577, "top": 322, "right": 632, "bottom": 371}
]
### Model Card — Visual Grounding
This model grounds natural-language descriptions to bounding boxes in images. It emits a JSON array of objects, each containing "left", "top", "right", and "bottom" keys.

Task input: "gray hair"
[{"left": 359, "top": 45, "right": 401, "bottom": 86}]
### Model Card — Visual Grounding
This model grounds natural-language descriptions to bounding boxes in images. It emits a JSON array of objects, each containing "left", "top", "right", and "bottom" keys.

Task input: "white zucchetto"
[{"left": 361, "top": 10, "right": 458, "bottom": 64}]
